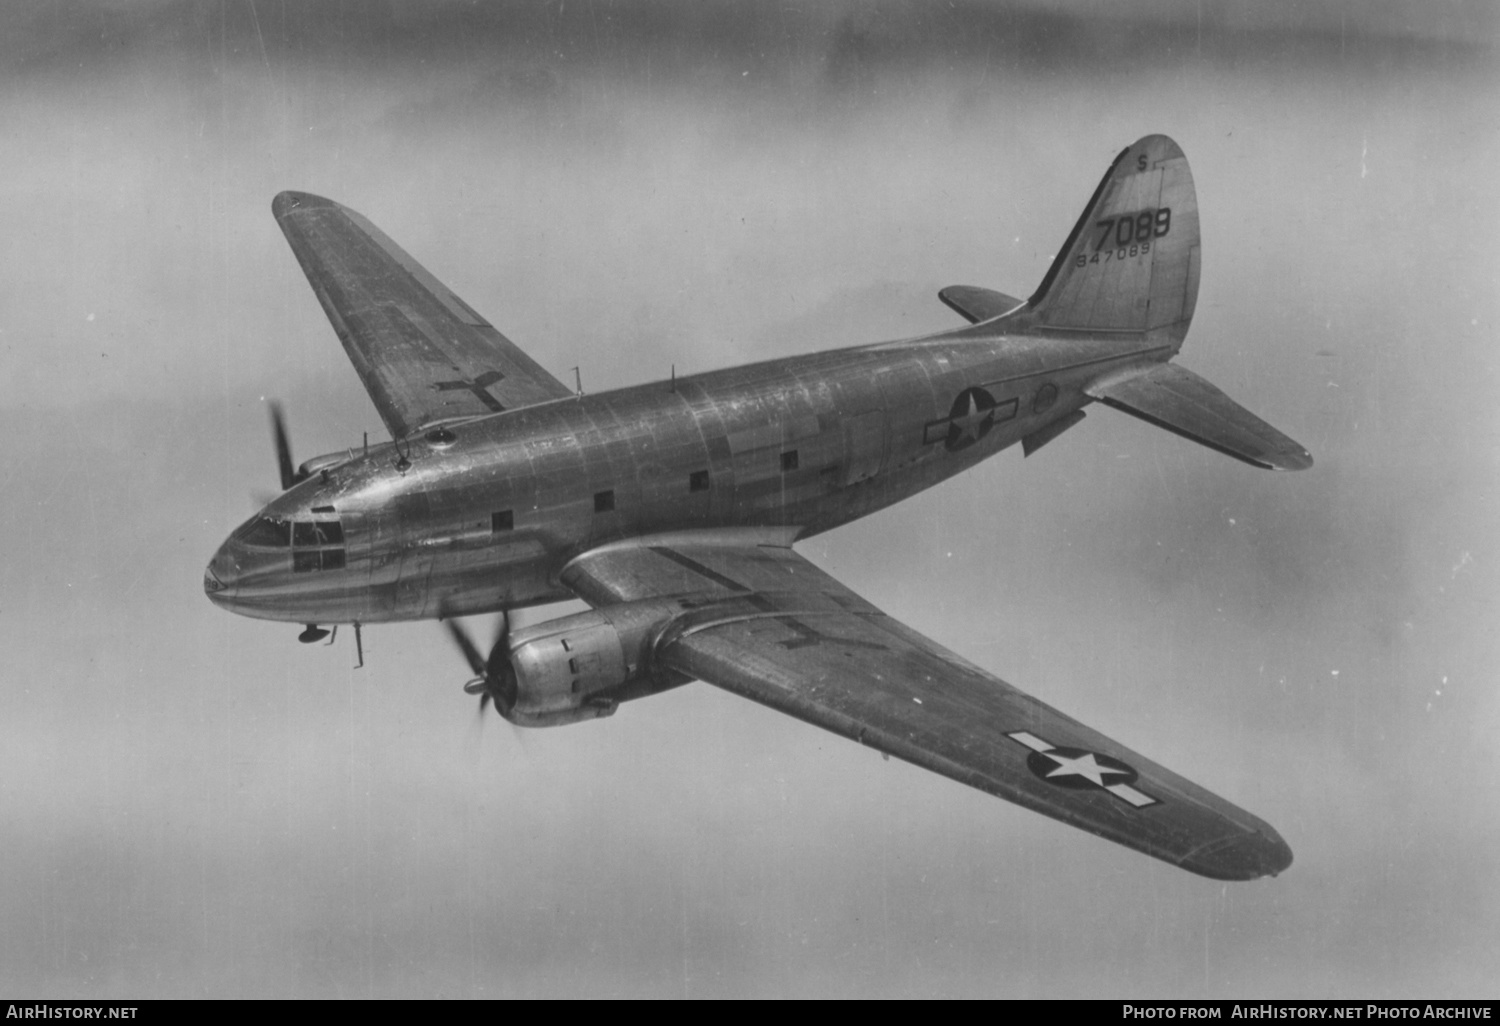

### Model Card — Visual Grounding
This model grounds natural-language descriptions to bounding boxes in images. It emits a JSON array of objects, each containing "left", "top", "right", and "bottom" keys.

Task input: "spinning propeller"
[
  {"left": 269, "top": 401, "right": 311, "bottom": 492},
  {"left": 446, "top": 613, "right": 519, "bottom": 719}
]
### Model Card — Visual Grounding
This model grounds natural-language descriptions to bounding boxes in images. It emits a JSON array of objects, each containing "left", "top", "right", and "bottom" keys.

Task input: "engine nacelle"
[
  {"left": 506, "top": 600, "right": 682, "bottom": 727},
  {"left": 298, "top": 450, "right": 355, "bottom": 478}
]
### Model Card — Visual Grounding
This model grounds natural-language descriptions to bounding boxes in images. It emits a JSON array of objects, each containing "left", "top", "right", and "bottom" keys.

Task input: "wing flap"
[
  {"left": 1089, "top": 361, "right": 1313, "bottom": 471},
  {"left": 273, "top": 191, "right": 572, "bottom": 438},
  {"left": 563, "top": 533, "right": 1293, "bottom": 880}
]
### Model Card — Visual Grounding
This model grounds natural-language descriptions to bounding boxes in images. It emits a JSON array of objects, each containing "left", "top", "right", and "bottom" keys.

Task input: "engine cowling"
[
  {"left": 298, "top": 450, "right": 355, "bottom": 478},
  {"left": 506, "top": 600, "right": 682, "bottom": 727}
]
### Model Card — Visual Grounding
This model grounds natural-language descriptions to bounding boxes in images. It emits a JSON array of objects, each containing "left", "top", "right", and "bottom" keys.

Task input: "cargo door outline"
[{"left": 841, "top": 408, "right": 888, "bottom": 485}]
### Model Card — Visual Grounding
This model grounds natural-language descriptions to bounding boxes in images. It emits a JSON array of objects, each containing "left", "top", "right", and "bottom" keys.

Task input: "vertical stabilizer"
[{"left": 1027, "top": 135, "right": 1199, "bottom": 341}]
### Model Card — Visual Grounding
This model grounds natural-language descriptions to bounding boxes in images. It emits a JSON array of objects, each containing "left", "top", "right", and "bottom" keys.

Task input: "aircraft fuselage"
[{"left": 205, "top": 325, "right": 1169, "bottom": 626}]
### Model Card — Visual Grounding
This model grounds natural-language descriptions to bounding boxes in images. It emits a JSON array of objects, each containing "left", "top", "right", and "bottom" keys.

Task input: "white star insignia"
[
  {"left": 1005, "top": 731, "right": 1160, "bottom": 808},
  {"left": 949, "top": 393, "right": 990, "bottom": 442},
  {"left": 1040, "top": 749, "right": 1119, "bottom": 787}
]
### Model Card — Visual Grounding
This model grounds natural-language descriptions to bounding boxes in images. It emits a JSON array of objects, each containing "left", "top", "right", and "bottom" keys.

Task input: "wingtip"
[
  {"left": 1268, "top": 445, "right": 1315, "bottom": 472},
  {"left": 1181, "top": 829, "right": 1294, "bottom": 881},
  {"left": 272, "top": 190, "right": 338, "bottom": 220}
]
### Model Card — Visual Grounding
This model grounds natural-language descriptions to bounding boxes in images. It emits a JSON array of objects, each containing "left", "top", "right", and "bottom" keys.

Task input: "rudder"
[{"left": 1027, "top": 135, "right": 1199, "bottom": 341}]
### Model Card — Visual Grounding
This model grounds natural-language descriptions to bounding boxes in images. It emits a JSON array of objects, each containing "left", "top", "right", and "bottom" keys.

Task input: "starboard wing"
[
  {"left": 562, "top": 530, "right": 1293, "bottom": 880},
  {"left": 273, "top": 191, "right": 573, "bottom": 439}
]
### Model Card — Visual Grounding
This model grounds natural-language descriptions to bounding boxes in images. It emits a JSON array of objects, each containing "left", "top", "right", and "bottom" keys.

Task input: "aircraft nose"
[{"left": 203, "top": 544, "right": 238, "bottom": 606}]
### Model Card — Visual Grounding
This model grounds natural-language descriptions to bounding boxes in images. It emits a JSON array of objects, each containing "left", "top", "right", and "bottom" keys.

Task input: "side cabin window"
[
  {"left": 293, "top": 519, "right": 346, "bottom": 572},
  {"left": 293, "top": 521, "right": 344, "bottom": 546},
  {"left": 294, "top": 548, "right": 345, "bottom": 572}
]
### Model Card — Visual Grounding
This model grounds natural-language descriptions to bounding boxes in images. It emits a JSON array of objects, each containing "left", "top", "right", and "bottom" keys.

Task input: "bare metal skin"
[
  {"left": 207, "top": 330, "right": 1160, "bottom": 624},
  {"left": 205, "top": 135, "right": 1309, "bottom": 880}
]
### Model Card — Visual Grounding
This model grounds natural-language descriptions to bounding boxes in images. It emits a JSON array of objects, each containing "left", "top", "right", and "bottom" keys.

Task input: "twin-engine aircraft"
[{"left": 205, "top": 135, "right": 1310, "bottom": 880}]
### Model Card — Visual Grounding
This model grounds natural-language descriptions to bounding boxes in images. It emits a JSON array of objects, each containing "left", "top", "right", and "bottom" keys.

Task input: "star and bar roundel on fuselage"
[{"left": 923, "top": 385, "right": 1020, "bottom": 452}]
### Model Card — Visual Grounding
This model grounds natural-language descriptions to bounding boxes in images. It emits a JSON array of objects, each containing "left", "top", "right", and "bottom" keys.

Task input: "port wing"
[{"left": 273, "top": 191, "right": 572, "bottom": 439}]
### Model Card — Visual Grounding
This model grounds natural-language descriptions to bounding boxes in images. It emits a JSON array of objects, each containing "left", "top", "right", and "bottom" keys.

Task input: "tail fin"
[{"left": 1027, "top": 135, "right": 1199, "bottom": 341}]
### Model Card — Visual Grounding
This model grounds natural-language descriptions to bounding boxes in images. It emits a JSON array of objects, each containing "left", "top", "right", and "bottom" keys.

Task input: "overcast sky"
[{"left": 1, "top": 0, "right": 1496, "bottom": 998}]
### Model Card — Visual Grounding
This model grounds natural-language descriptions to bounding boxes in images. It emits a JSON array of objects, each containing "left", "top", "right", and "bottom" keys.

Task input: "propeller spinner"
[{"left": 447, "top": 613, "right": 518, "bottom": 719}]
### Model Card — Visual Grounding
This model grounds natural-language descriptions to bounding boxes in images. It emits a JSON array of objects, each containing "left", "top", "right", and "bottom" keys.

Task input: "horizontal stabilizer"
[
  {"left": 1088, "top": 362, "right": 1312, "bottom": 471},
  {"left": 938, "top": 285, "right": 1025, "bottom": 324}
]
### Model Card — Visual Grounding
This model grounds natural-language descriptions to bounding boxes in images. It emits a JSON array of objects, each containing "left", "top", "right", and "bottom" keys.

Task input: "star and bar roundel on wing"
[{"left": 1006, "top": 731, "right": 1160, "bottom": 808}]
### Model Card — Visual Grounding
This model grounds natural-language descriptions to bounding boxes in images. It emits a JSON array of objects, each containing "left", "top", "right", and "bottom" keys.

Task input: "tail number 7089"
[{"left": 1076, "top": 207, "right": 1172, "bottom": 266}]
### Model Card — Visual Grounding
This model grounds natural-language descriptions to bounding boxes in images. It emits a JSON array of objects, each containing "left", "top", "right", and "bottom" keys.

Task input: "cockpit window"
[
  {"left": 234, "top": 514, "right": 347, "bottom": 570},
  {"left": 235, "top": 516, "right": 292, "bottom": 547}
]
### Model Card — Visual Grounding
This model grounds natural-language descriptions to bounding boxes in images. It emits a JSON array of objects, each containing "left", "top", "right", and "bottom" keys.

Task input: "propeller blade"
[
  {"left": 446, "top": 612, "right": 518, "bottom": 719},
  {"left": 269, "top": 402, "right": 297, "bottom": 491},
  {"left": 446, "top": 618, "right": 487, "bottom": 679},
  {"left": 486, "top": 610, "right": 511, "bottom": 679}
]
